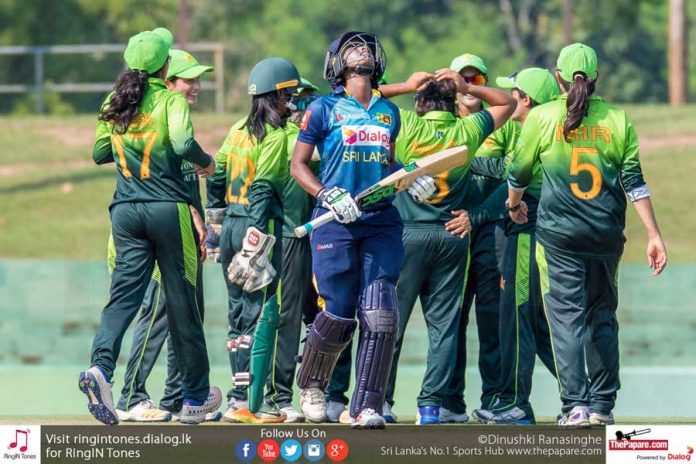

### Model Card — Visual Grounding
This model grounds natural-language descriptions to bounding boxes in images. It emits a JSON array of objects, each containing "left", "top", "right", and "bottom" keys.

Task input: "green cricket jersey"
[
  {"left": 393, "top": 109, "right": 494, "bottom": 223},
  {"left": 282, "top": 121, "right": 316, "bottom": 238},
  {"left": 508, "top": 95, "right": 647, "bottom": 257},
  {"left": 92, "top": 77, "right": 210, "bottom": 208},
  {"left": 207, "top": 118, "right": 287, "bottom": 233}
]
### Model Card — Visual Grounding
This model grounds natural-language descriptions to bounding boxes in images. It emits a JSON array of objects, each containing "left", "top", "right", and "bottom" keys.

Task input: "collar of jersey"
[
  {"left": 421, "top": 110, "right": 456, "bottom": 121},
  {"left": 148, "top": 77, "right": 167, "bottom": 89},
  {"left": 333, "top": 85, "right": 382, "bottom": 108}
]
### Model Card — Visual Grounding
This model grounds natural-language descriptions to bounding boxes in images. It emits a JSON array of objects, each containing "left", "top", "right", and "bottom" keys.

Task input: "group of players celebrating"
[{"left": 79, "top": 27, "right": 667, "bottom": 429}]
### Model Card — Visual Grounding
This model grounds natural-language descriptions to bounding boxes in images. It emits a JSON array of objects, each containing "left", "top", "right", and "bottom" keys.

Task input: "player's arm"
[
  {"left": 166, "top": 95, "right": 214, "bottom": 175},
  {"left": 247, "top": 130, "right": 287, "bottom": 233},
  {"left": 379, "top": 72, "right": 434, "bottom": 98},
  {"left": 92, "top": 120, "right": 115, "bottom": 165},
  {"left": 621, "top": 119, "right": 667, "bottom": 275},
  {"left": 291, "top": 141, "right": 324, "bottom": 197},
  {"left": 206, "top": 131, "right": 232, "bottom": 209},
  {"left": 435, "top": 69, "right": 516, "bottom": 130},
  {"left": 507, "top": 115, "right": 541, "bottom": 222}
]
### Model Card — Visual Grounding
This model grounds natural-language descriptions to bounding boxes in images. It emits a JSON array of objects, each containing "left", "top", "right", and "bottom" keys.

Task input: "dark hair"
[
  {"left": 99, "top": 70, "right": 149, "bottom": 134},
  {"left": 245, "top": 91, "right": 286, "bottom": 142},
  {"left": 514, "top": 88, "right": 539, "bottom": 108},
  {"left": 415, "top": 79, "right": 458, "bottom": 117},
  {"left": 562, "top": 73, "right": 596, "bottom": 142}
]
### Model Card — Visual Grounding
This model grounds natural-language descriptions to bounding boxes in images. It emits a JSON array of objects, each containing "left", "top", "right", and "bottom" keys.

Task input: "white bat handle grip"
[{"left": 293, "top": 211, "right": 336, "bottom": 238}]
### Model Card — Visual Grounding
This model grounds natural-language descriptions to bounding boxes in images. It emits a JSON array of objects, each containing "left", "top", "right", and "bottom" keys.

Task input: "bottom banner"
[{"left": 0, "top": 425, "right": 612, "bottom": 464}]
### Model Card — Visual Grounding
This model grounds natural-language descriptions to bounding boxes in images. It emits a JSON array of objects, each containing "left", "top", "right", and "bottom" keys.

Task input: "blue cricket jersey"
[{"left": 297, "top": 87, "right": 401, "bottom": 209}]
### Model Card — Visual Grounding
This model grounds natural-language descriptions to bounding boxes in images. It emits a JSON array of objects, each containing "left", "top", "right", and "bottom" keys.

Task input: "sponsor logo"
[
  {"left": 303, "top": 440, "right": 325, "bottom": 462},
  {"left": 403, "top": 162, "right": 418, "bottom": 172},
  {"left": 258, "top": 439, "right": 280, "bottom": 462},
  {"left": 316, "top": 243, "right": 333, "bottom": 251},
  {"left": 335, "top": 113, "right": 344, "bottom": 122},
  {"left": 2, "top": 426, "right": 40, "bottom": 462},
  {"left": 280, "top": 439, "right": 302, "bottom": 462},
  {"left": 300, "top": 110, "right": 312, "bottom": 131},
  {"left": 235, "top": 439, "right": 256, "bottom": 462},
  {"left": 376, "top": 113, "right": 392, "bottom": 125},
  {"left": 327, "top": 439, "right": 349, "bottom": 462},
  {"left": 608, "top": 440, "right": 669, "bottom": 451},
  {"left": 436, "top": 130, "right": 444, "bottom": 139},
  {"left": 341, "top": 125, "right": 390, "bottom": 148},
  {"left": 361, "top": 185, "right": 395, "bottom": 206},
  {"left": 247, "top": 231, "right": 260, "bottom": 247}
]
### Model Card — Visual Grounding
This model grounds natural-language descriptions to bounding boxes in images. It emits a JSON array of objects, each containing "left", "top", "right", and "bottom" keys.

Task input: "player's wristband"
[{"left": 505, "top": 199, "right": 522, "bottom": 212}]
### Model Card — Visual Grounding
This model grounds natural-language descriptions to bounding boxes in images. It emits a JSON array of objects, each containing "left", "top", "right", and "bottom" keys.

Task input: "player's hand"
[
  {"left": 435, "top": 68, "right": 470, "bottom": 94},
  {"left": 646, "top": 235, "right": 667, "bottom": 276},
  {"left": 196, "top": 156, "right": 216, "bottom": 178},
  {"left": 189, "top": 206, "right": 207, "bottom": 263},
  {"left": 405, "top": 71, "right": 434, "bottom": 93},
  {"left": 508, "top": 200, "right": 528, "bottom": 224},
  {"left": 445, "top": 210, "right": 472, "bottom": 239},
  {"left": 408, "top": 175, "right": 436, "bottom": 203},
  {"left": 227, "top": 226, "right": 276, "bottom": 292},
  {"left": 317, "top": 187, "right": 362, "bottom": 224}
]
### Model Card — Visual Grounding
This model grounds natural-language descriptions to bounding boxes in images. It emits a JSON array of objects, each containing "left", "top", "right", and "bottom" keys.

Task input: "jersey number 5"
[{"left": 570, "top": 147, "right": 601, "bottom": 200}]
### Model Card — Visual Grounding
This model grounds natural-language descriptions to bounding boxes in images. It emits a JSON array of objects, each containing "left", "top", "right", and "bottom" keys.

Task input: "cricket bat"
[{"left": 294, "top": 145, "right": 469, "bottom": 238}]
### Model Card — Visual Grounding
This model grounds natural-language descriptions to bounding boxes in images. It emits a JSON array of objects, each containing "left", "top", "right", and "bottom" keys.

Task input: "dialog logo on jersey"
[{"left": 341, "top": 125, "right": 390, "bottom": 148}]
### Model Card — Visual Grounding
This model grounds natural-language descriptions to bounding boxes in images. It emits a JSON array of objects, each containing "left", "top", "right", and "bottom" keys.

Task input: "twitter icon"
[{"left": 281, "top": 439, "right": 302, "bottom": 462}]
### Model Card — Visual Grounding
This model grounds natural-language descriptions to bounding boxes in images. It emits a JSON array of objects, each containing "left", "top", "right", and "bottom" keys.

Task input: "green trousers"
[
  {"left": 445, "top": 220, "right": 506, "bottom": 413},
  {"left": 91, "top": 201, "right": 209, "bottom": 403},
  {"left": 265, "top": 236, "right": 318, "bottom": 409},
  {"left": 489, "top": 232, "right": 555, "bottom": 420},
  {"left": 385, "top": 224, "right": 470, "bottom": 408},
  {"left": 536, "top": 242, "right": 621, "bottom": 415},
  {"left": 219, "top": 216, "right": 282, "bottom": 404}
]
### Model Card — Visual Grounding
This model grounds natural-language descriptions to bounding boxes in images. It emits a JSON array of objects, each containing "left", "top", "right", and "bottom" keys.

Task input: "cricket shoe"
[
  {"left": 351, "top": 408, "right": 386, "bottom": 429},
  {"left": 590, "top": 412, "right": 615, "bottom": 425},
  {"left": 558, "top": 406, "right": 591, "bottom": 428},
  {"left": 472, "top": 408, "right": 495, "bottom": 424},
  {"left": 339, "top": 409, "right": 352, "bottom": 424},
  {"left": 440, "top": 407, "right": 469, "bottom": 423},
  {"left": 222, "top": 398, "right": 249, "bottom": 423},
  {"left": 79, "top": 366, "right": 118, "bottom": 426},
  {"left": 280, "top": 405, "right": 305, "bottom": 423},
  {"left": 416, "top": 406, "right": 440, "bottom": 425},
  {"left": 116, "top": 400, "right": 171, "bottom": 422},
  {"left": 488, "top": 407, "right": 534, "bottom": 425},
  {"left": 383, "top": 402, "right": 398, "bottom": 424},
  {"left": 326, "top": 400, "right": 346, "bottom": 423},
  {"left": 171, "top": 410, "right": 222, "bottom": 422},
  {"left": 300, "top": 388, "right": 327, "bottom": 423},
  {"left": 224, "top": 407, "right": 287, "bottom": 424},
  {"left": 179, "top": 387, "right": 223, "bottom": 425}
]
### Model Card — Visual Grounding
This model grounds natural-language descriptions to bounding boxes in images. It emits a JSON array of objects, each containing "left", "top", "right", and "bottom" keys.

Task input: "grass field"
[{"left": 1, "top": 105, "right": 696, "bottom": 261}]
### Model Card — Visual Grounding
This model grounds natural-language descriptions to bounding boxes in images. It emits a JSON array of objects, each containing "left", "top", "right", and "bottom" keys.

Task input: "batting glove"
[
  {"left": 227, "top": 226, "right": 276, "bottom": 293},
  {"left": 317, "top": 186, "right": 362, "bottom": 224},
  {"left": 408, "top": 175, "right": 436, "bottom": 202}
]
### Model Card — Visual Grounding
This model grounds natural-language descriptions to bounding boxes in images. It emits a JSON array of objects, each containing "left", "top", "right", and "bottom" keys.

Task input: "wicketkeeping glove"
[
  {"left": 408, "top": 175, "right": 436, "bottom": 203},
  {"left": 227, "top": 226, "right": 276, "bottom": 293},
  {"left": 317, "top": 186, "right": 362, "bottom": 224},
  {"left": 205, "top": 208, "right": 225, "bottom": 263}
]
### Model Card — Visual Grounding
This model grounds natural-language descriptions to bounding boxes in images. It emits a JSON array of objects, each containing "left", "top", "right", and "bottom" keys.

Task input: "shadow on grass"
[{"left": 0, "top": 169, "right": 114, "bottom": 195}]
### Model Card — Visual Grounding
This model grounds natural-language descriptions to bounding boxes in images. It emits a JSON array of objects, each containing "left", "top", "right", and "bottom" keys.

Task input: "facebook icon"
[{"left": 235, "top": 440, "right": 256, "bottom": 462}]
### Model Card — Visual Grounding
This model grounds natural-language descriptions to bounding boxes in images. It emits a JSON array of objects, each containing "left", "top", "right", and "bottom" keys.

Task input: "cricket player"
[
  {"left": 379, "top": 70, "right": 516, "bottom": 424},
  {"left": 444, "top": 54, "right": 518, "bottom": 420},
  {"left": 464, "top": 67, "right": 560, "bottom": 424},
  {"left": 113, "top": 47, "right": 217, "bottom": 423},
  {"left": 507, "top": 43, "right": 667, "bottom": 427},
  {"left": 290, "top": 31, "right": 433, "bottom": 429},
  {"left": 80, "top": 29, "right": 222, "bottom": 425},
  {"left": 264, "top": 78, "right": 321, "bottom": 423},
  {"left": 206, "top": 57, "right": 300, "bottom": 424}
]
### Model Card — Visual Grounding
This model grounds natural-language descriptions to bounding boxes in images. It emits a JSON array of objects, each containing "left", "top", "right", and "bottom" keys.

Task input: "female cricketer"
[
  {"left": 290, "top": 31, "right": 433, "bottom": 429},
  {"left": 114, "top": 47, "right": 216, "bottom": 423},
  {"left": 379, "top": 71, "right": 516, "bottom": 425},
  {"left": 507, "top": 43, "right": 667, "bottom": 427},
  {"left": 206, "top": 57, "right": 300, "bottom": 424},
  {"left": 80, "top": 29, "right": 221, "bottom": 425}
]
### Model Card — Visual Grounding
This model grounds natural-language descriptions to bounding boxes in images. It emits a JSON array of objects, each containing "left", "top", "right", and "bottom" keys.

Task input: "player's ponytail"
[
  {"left": 562, "top": 73, "right": 595, "bottom": 142},
  {"left": 246, "top": 91, "right": 286, "bottom": 142},
  {"left": 99, "top": 70, "right": 149, "bottom": 134}
]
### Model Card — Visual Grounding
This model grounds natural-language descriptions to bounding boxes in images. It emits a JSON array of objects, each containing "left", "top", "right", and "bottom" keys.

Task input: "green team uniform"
[
  {"left": 508, "top": 94, "right": 648, "bottom": 415},
  {"left": 384, "top": 108, "right": 494, "bottom": 408},
  {"left": 207, "top": 118, "right": 287, "bottom": 406},
  {"left": 91, "top": 77, "right": 211, "bottom": 403},
  {"left": 445, "top": 118, "right": 518, "bottom": 413},
  {"left": 265, "top": 121, "right": 320, "bottom": 409}
]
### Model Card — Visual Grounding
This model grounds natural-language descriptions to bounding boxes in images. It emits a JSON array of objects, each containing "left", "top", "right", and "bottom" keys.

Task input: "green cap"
[
  {"left": 152, "top": 27, "right": 174, "bottom": 48},
  {"left": 248, "top": 57, "right": 300, "bottom": 95},
  {"left": 449, "top": 53, "right": 487, "bottom": 74},
  {"left": 124, "top": 30, "right": 170, "bottom": 73},
  {"left": 495, "top": 67, "right": 560, "bottom": 104},
  {"left": 556, "top": 42, "right": 598, "bottom": 82},
  {"left": 297, "top": 77, "right": 319, "bottom": 93},
  {"left": 166, "top": 49, "right": 214, "bottom": 79}
]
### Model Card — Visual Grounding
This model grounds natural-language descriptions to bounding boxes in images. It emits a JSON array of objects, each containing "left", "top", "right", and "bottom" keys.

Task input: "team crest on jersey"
[
  {"left": 300, "top": 110, "right": 312, "bottom": 130},
  {"left": 341, "top": 125, "right": 390, "bottom": 148},
  {"left": 376, "top": 113, "right": 392, "bottom": 125},
  {"left": 436, "top": 130, "right": 444, "bottom": 139}
]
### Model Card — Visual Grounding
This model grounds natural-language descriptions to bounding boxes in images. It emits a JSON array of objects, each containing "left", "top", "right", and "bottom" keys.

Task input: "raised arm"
[{"left": 379, "top": 72, "right": 434, "bottom": 98}]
